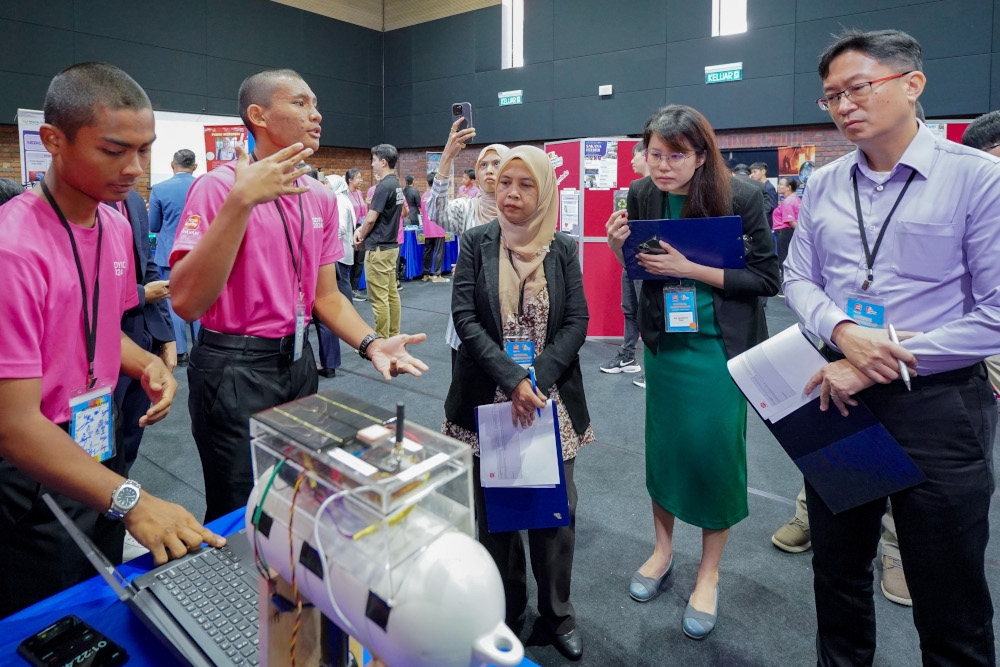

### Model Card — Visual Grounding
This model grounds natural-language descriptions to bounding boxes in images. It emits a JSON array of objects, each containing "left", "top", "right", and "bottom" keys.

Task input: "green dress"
[{"left": 643, "top": 193, "right": 748, "bottom": 529}]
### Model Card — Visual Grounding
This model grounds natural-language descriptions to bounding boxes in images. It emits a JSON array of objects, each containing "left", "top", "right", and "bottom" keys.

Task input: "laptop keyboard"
[{"left": 156, "top": 544, "right": 260, "bottom": 666}]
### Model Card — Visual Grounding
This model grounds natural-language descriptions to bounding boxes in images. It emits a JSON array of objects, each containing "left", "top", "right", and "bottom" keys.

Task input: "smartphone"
[
  {"left": 17, "top": 615, "right": 129, "bottom": 667},
  {"left": 451, "top": 102, "right": 473, "bottom": 130},
  {"left": 637, "top": 237, "right": 668, "bottom": 255}
]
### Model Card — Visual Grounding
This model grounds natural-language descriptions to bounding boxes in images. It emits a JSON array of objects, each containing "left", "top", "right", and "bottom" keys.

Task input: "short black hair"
[
  {"left": 962, "top": 110, "right": 1000, "bottom": 151},
  {"left": 371, "top": 144, "right": 398, "bottom": 169},
  {"left": 0, "top": 177, "right": 23, "bottom": 206},
  {"left": 43, "top": 62, "right": 151, "bottom": 141},
  {"left": 818, "top": 29, "right": 922, "bottom": 80},
  {"left": 464, "top": 168, "right": 476, "bottom": 180},
  {"left": 305, "top": 166, "right": 319, "bottom": 181},
  {"left": 749, "top": 162, "right": 767, "bottom": 173},
  {"left": 405, "top": 174, "right": 414, "bottom": 185},
  {"left": 632, "top": 141, "right": 645, "bottom": 155},
  {"left": 345, "top": 167, "right": 361, "bottom": 182},
  {"left": 173, "top": 149, "right": 196, "bottom": 169},
  {"left": 733, "top": 163, "right": 750, "bottom": 175},
  {"left": 426, "top": 171, "right": 436, "bottom": 186},
  {"left": 780, "top": 177, "right": 800, "bottom": 192},
  {"left": 238, "top": 69, "right": 303, "bottom": 137}
]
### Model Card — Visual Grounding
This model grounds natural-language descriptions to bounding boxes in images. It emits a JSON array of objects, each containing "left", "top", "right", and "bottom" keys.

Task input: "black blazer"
[
  {"left": 630, "top": 174, "right": 780, "bottom": 359},
  {"left": 106, "top": 191, "right": 175, "bottom": 349},
  {"left": 445, "top": 221, "right": 591, "bottom": 435}
]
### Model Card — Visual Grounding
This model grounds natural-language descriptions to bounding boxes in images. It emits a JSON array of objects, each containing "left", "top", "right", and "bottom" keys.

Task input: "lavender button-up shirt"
[{"left": 783, "top": 122, "right": 1000, "bottom": 376}]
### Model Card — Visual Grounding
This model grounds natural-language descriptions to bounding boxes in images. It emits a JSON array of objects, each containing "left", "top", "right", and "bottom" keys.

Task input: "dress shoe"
[
  {"left": 318, "top": 367, "right": 337, "bottom": 378},
  {"left": 682, "top": 585, "right": 719, "bottom": 640},
  {"left": 551, "top": 629, "right": 582, "bottom": 661},
  {"left": 629, "top": 555, "right": 673, "bottom": 602},
  {"left": 176, "top": 352, "right": 189, "bottom": 367}
]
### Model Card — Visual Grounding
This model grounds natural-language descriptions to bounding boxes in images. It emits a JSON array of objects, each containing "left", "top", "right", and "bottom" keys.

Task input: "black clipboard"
[{"left": 623, "top": 216, "right": 746, "bottom": 281}]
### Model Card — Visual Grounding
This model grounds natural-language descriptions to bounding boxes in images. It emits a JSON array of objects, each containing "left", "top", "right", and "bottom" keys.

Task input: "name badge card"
[
  {"left": 294, "top": 300, "right": 307, "bottom": 361},
  {"left": 69, "top": 383, "right": 114, "bottom": 462},
  {"left": 664, "top": 284, "right": 698, "bottom": 333},
  {"left": 846, "top": 290, "right": 887, "bottom": 329},
  {"left": 505, "top": 337, "right": 535, "bottom": 368}
]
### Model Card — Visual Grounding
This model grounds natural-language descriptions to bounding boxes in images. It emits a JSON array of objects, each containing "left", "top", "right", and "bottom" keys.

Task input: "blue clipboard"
[
  {"left": 477, "top": 401, "right": 571, "bottom": 533},
  {"left": 623, "top": 216, "right": 746, "bottom": 281}
]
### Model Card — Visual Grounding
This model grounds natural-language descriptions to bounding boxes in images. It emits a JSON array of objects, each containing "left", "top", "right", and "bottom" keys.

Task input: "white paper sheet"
[
  {"left": 727, "top": 324, "right": 826, "bottom": 423},
  {"left": 477, "top": 400, "right": 560, "bottom": 488}
]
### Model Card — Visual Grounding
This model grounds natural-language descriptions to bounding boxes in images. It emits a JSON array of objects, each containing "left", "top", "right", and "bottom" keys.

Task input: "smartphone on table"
[
  {"left": 452, "top": 102, "right": 473, "bottom": 130},
  {"left": 17, "top": 614, "right": 129, "bottom": 667}
]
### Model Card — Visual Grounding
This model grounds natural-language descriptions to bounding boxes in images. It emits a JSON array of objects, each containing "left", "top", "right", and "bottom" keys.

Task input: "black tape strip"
[
  {"left": 298, "top": 541, "right": 324, "bottom": 580},
  {"left": 365, "top": 591, "right": 391, "bottom": 631}
]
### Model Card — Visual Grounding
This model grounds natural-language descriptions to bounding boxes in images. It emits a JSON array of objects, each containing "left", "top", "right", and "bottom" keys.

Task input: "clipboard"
[
  {"left": 727, "top": 325, "right": 926, "bottom": 514},
  {"left": 623, "top": 216, "right": 746, "bottom": 281},
  {"left": 477, "top": 401, "right": 571, "bottom": 532}
]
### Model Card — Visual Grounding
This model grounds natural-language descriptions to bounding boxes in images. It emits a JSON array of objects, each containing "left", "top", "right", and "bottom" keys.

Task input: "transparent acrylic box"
[{"left": 248, "top": 388, "right": 474, "bottom": 603}]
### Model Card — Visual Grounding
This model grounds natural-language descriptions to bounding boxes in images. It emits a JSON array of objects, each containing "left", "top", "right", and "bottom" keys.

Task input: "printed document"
[{"left": 477, "top": 400, "right": 560, "bottom": 488}]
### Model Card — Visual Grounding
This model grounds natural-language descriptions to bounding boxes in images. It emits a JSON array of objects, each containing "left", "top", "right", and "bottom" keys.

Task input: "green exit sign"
[
  {"left": 498, "top": 89, "right": 523, "bottom": 106},
  {"left": 705, "top": 62, "right": 743, "bottom": 84}
]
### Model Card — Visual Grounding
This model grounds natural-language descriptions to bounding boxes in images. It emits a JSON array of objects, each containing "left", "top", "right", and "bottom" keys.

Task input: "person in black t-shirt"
[
  {"left": 355, "top": 144, "right": 404, "bottom": 337},
  {"left": 402, "top": 175, "right": 421, "bottom": 225}
]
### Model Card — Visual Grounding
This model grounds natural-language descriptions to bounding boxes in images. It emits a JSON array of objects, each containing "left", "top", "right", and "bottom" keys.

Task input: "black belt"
[
  {"left": 198, "top": 328, "right": 296, "bottom": 355},
  {"left": 821, "top": 348, "right": 985, "bottom": 389}
]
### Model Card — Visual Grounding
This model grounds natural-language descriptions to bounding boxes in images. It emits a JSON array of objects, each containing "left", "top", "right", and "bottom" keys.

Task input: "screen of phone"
[{"left": 18, "top": 615, "right": 128, "bottom": 667}]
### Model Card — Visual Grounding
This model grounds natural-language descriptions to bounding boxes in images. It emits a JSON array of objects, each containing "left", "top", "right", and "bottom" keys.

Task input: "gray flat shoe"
[
  {"left": 628, "top": 556, "right": 674, "bottom": 602},
  {"left": 682, "top": 585, "right": 719, "bottom": 640}
]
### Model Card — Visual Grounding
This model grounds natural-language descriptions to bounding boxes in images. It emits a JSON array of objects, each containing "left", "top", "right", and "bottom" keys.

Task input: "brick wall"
[{"left": 0, "top": 123, "right": 855, "bottom": 202}]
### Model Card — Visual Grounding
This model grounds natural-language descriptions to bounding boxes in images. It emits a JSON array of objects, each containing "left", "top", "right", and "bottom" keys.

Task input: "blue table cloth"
[{"left": 359, "top": 228, "right": 458, "bottom": 289}]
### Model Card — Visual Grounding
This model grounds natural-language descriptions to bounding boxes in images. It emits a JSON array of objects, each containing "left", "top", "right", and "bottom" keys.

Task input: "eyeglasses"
[
  {"left": 815, "top": 71, "right": 914, "bottom": 111},
  {"left": 644, "top": 150, "right": 701, "bottom": 168}
]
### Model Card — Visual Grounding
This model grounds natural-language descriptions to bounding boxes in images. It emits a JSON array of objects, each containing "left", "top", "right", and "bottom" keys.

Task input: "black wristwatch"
[{"left": 358, "top": 333, "right": 384, "bottom": 360}]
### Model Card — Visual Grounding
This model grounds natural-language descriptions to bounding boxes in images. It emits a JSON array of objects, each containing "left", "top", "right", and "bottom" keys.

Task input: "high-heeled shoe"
[
  {"left": 682, "top": 585, "right": 719, "bottom": 640},
  {"left": 628, "top": 555, "right": 674, "bottom": 602}
]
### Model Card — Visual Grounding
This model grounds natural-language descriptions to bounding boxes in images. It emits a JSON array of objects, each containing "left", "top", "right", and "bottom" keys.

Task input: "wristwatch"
[
  {"left": 358, "top": 332, "right": 384, "bottom": 360},
  {"left": 106, "top": 479, "right": 142, "bottom": 520}
]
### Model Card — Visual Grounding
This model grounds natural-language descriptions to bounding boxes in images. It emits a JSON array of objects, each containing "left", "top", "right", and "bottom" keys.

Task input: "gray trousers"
[{"left": 619, "top": 269, "right": 642, "bottom": 358}]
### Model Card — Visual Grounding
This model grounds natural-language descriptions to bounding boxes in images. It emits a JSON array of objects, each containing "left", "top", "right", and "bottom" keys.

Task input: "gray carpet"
[{"left": 132, "top": 282, "right": 1000, "bottom": 667}]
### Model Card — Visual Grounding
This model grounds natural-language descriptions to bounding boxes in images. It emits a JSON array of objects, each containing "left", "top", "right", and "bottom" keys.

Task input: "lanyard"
[
  {"left": 41, "top": 179, "right": 103, "bottom": 388},
  {"left": 252, "top": 152, "right": 306, "bottom": 299},
  {"left": 505, "top": 246, "right": 531, "bottom": 318},
  {"left": 852, "top": 169, "right": 916, "bottom": 290}
]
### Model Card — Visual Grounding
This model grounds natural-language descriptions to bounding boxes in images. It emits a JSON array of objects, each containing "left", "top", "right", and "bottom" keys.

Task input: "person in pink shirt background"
[
  {"left": 420, "top": 171, "right": 449, "bottom": 282},
  {"left": 346, "top": 168, "right": 368, "bottom": 299},
  {"left": 457, "top": 168, "right": 480, "bottom": 198},
  {"left": 771, "top": 176, "right": 800, "bottom": 267}
]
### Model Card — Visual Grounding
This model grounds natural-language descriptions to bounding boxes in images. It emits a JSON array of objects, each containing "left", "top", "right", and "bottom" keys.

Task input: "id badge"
[
  {"left": 68, "top": 382, "right": 114, "bottom": 462},
  {"left": 664, "top": 283, "right": 698, "bottom": 333},
  {"left": 505, "top": 336, "right": 535, "bottom": 369},
  {"left": 294, "top": 300, "right": 307, "bottom": 361},
  {"left": 846, "top": 290, "right": 887, "bottom": 329}
]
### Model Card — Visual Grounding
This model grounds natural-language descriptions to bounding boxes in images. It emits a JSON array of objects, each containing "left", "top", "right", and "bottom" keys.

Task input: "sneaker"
[
  {"left": 771, "top": 517, "right": 811, "bottom": 553},
  {"left": 633, "top": 374, "right": 646, "bottom": 389},
  {"left": 600, "top": 352, "right": 640, "bottom": 374},
  {"left": 352, "top": 290, "right": 367, "bottom": 302},
  {"left": 421, "top": 275, "right": 431, "bottom": 282},
  {"left": 880, "top": 554, "right": 912, "bottom": 606},
  {"left": 430, "top": 275, "right": 450, "bottom": 283}
]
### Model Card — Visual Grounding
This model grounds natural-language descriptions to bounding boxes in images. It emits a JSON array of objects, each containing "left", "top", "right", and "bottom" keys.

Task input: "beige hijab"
[
  {"left": 496, "top": 145, "right": 559, "bottom": 327},
  {"left": 472, "top": 143, "right": 509, "bottom": 226}
]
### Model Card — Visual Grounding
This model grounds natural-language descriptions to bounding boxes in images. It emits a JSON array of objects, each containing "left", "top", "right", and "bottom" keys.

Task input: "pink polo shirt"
[
  {"left": 772, "top": 193, "right": 800, "bottom": 231},
  {"left": 0, "top": 192, "right": 138, "bottom": 423},
  {"left": 420, "top": 190, "right": 445, "bottom": 238},
  {"left": 170, "top": 164, "right": 344, "bottom": 338}
]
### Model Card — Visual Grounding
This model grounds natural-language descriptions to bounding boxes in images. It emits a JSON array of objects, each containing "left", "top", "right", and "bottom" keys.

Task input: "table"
[
  {"left": 0, "top": 509, "right": 536, "bottom": 667},
  {"left": 359, "top": 228, "right": 459, "bottom": 289}
]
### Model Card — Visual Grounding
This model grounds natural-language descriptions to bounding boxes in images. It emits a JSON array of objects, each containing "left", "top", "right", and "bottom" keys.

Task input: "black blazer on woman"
[
  {"left": 630, "top": 174, "right": 781, "bottom": 359},
  {"left": 445, "top": 220, "right": 591, "bottom": 436}
]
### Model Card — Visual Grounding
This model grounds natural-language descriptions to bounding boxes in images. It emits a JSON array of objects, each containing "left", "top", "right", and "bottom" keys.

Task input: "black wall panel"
[
  {"left": 410, "top": 74, "right": 476, "bottom": 117},
  {"left": 920, "top": 55, "right": 992, "bottom": 116},
  {"left": 792, "top": 72, "right": 833, "bottom": 125},
  {"left": 384, "top": 27, "right": 413, "bottom": 86},
  {"left": 666, "top": 76, "right": 796, "bottom": 129},
  {"left": 666, "top": 0, "right": 711, "bottom": 42},
  {"left": 666, "top": 25, "right": 795, "bottom": 88},
  {"left": 747, "top": 0, "right": 797, "bottom": 30},
  {"left": 74, "top": 0, "right": 207, "bottom": 54},
  {"left": 410, "top": 111, "right": 454, "bottom": 148},
  {"left": 474, "top": 62, "right": 554, "bottom": 109},
  {"left": 475, "top": 5, "right": 502, "bottom": 73},
  {"left": 0, "top": 1, "right": 74, "bottom": 30},
  {"left": 552, "top": 0, "right": 667, "bottom": 59},
  {"left": 552, "top": 46, "right": 666, "bottom": 100},
  {"left": 475, "top": 100, "right": 554, "bottom": 144},
  {"left": 797, "top": 0, "right": 938, "bottom": 22},
  {"left": 994, "top": 0, "right": 1000, "bottom": 53},
  {"left": 552, "top": 89, "right": 666, "bottom": 139},
  {"left": 409, "top": 13, "right": 478, "bottom": 82},
  {"left": 385, "top": 84, "right": 413, "bottom": 119},
  {"left": 0, "top": 19, "right": 75, "bottom": 79},
  {"left": 74, "top": 33, "right": 208, "bottom": 97},
  {"left": 993, "top": 53, "right": 1000, "bottom": 110},
  {"left": 524, "top": 0, "right": 555, "bottom": 64},
  {"left": 0, "top": 71, "right": 56, "bottom": 119}
]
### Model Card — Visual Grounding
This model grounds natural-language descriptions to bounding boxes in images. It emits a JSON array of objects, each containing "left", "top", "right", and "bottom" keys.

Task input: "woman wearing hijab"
[
  {"left": 345, "top": 168, "right": 368, "bottom": 299},
  {"left": 443, "top": 146, "right": 592, "bottom": 661},
  {"left": 607, "top": 105, "right": 780, "bottom": 640}
]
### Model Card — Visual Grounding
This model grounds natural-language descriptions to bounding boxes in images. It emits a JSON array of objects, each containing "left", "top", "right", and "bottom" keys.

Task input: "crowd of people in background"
[{"left": 2, "top": 25, "right": 1000, "bottom": 667}]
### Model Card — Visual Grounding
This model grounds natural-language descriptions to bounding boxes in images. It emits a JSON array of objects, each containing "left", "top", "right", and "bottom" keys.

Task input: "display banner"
[
  {"left": 204, "top": 125, "right": 249, "bottom": 172},
  {"left": 17, "top": 108, "right": 50, "bottom": 187}
]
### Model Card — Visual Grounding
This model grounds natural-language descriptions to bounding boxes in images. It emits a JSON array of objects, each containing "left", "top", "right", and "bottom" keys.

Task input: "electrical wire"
[
  {"left": 288, "top": 469, "right": 309, "bottom": 667},
  {"left": 251, "top": 460, "right": 286, "bottom": 591}
]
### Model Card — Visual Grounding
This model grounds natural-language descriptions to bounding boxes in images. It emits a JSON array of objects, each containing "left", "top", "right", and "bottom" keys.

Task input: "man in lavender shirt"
[{"left": 784, "top": 29, "right": 1000, "bottom": 665}]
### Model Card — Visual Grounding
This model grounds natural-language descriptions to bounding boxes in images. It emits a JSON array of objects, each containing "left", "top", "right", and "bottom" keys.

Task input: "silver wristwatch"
[{"left": 106, "top": 479, "right": 142, "bottom": 520}]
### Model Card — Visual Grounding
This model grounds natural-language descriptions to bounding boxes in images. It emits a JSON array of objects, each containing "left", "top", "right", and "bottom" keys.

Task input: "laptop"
[{"left": 44, "top": 494, "right": 260, "bottom": 667}]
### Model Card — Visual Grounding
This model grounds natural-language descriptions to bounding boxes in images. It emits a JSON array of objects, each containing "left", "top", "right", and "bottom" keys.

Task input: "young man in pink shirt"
[
  {"left": 169, "top": 69, "right": 427, "bottom": 522},
  {"left": 0, "top": 62, "right": 224, "bottom": 619}
]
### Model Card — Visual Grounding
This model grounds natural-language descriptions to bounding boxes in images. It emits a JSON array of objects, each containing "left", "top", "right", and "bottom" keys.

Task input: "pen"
[
  {"left": 887, "top": 324, "right": 911, "bottom": 391},
  {"left": 528, "top": 366, "right": 542, "bottom": 417}
]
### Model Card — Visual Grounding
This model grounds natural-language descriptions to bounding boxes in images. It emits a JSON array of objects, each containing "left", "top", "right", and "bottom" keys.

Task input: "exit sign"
[
  {"left": 705, "top": 62, "right": 743, "bottom": 84},
  {"left": 498, "top": 89, "right": 523, "bottom": 106}
]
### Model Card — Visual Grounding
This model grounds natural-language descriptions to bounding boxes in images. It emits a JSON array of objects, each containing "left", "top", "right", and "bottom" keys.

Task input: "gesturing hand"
[
  {"left": 367, "top": 334, "right": 429, "bottom": 380},
  {"left": 804, "top": 359, "right": 876, "bottom": 417},
  {"left": 232, "top": 143, "right": 312, "bottom": 206},
  {"left": 139, "top": 356, "right": 177, "bottom": 426},
  {"left": 831, "top": 321, "right": 918, "bottom": 384},
  {"left": 123, "top": 494, "right": 226, "bottom": 566},
  {"left": 510, "top": 378, "right": 547, "bottom": 429}
]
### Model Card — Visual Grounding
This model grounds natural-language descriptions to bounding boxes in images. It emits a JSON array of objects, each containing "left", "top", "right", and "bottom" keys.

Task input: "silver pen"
[{"left": 887, "top": 324, "right": 911, "bottom": 391}]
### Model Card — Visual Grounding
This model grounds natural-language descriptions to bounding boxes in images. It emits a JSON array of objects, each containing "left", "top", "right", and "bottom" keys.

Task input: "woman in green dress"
[{"left": 606, "top": 105, "right": 780, "bottom": 639}]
